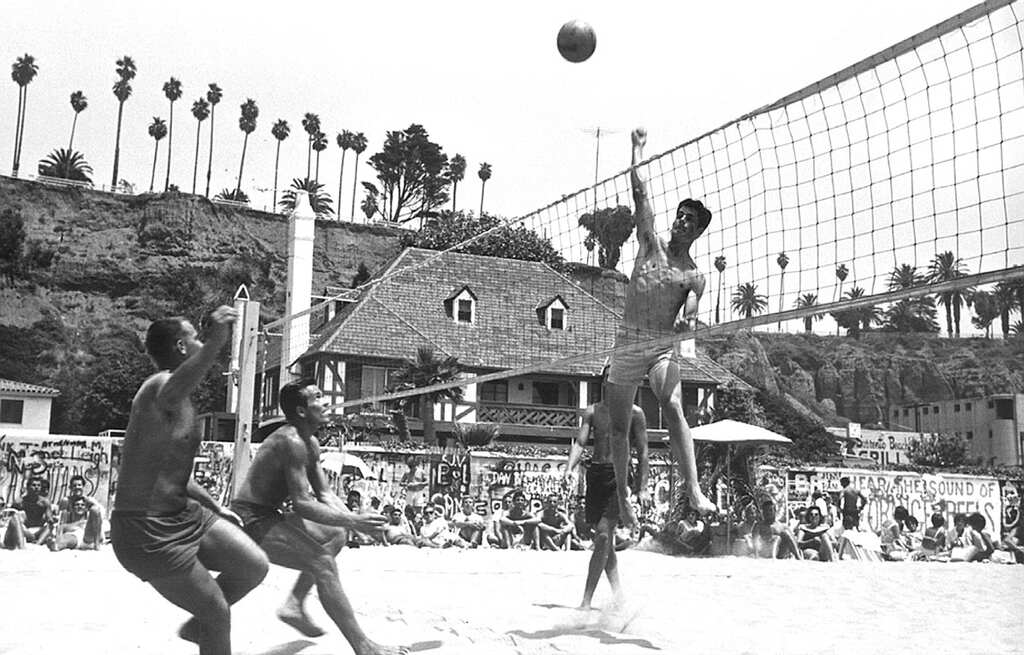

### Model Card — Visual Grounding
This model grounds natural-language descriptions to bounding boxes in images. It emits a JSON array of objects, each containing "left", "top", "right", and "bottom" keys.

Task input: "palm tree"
[
  {"left": 994, "top": 282, "right": 1018, "bottom": 338},
  {"left": 311, "top": 131, "right": 328, "bottom": 184},
  {"left": 111, "top": 55, "right": 137, "bottom": 189},
  {"left": 834, "top": 263, "right": 849, "bottom": 334},
  {"left": 970, "top": 290, "right": 999, "bottom": 338},
  {"left": 928, "top": 251, "right": 972, "bottom": 337},
  {"left": 301, "top": 113, "right": 320, "bottom": 178},
  {"left": 204, "top": 83, "right": 223, "bottom": 197},
  {"left": 832, "top": 286, "right": 878, "bottom": 338},
  {"left": 147, "top": 117, "right": 168, "bottom": 192},
  {"left": 214, "top": 188, "right": 249, "bottom": 203},
  {"left": 279, "top": 177, "right": 334, "bottom": 219},
  {"left": 67, "top": 91, "right": 87, "bottom": 151},
  {"left": 38, "top": 148, "right": 92, "bottom": 183},
  {"left": 794, "top": 293, "right": 822, "bottom": 333},
  {"left": 190, "top": 98, "right": 210, "bottom": 194},
  {"left": 271, "top": 119, "right": 291, "bottom": 209},
  {"left": 161, "top": 77, "right": 183, "bottom": 191},
  {"left": 449, "top": 154, "right": 467, "bottom": 212},
  {"left": 714, "top": 256, "right": 727, "bottom": 324},
  {"left": 478, "top": 162, "right": 492, "bottom": 215},
  {"left": 235, "top": 98, "right": 258, "bottom": 195},
  {"left": 349, "top": 132, "right": 368, "bottom": 221},
  {"left": 388, "top": 345, "right": 463, "bottom": 447},
  {"left": 10, "top": 54, "right": 39, "bottom": 178},
  {"left": 336, "top": 130, "right": 353, "bottom": 218},
  {"left": 776, "top": 252, "right": 790, "bottom": 329},
  {"left": 888, "top": 263, "right": 925, "bottom": 290},
  {"left": 731, "top": 282, "right": 768, "bottom": 319}
]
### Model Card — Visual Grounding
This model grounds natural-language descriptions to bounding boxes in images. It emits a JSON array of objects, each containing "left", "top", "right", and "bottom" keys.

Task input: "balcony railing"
[{"left": 477, "top": 402, "right": 581, "bottom": 428}]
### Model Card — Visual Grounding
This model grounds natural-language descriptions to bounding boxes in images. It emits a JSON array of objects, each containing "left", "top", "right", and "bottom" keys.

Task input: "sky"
[
  {"left": 0, "top": 0, "right": 980, "bottom": 217},
  {"left": 2, "top": 0, "right": 1015, "bottom": 336}
]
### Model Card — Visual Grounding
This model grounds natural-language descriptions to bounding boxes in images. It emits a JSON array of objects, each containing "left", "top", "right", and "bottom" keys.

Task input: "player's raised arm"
[
  {"left": 567, "top": 404, "right": 594, "bottom": 477},
  {"left": 156, "top": 305, "right": 236, "bottom": 409},
  {"left": 630, "top": 128, "right": 657, "bottom": 252}
]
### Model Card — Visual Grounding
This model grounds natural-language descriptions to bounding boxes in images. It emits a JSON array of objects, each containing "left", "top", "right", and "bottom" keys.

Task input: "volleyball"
[{"left": 557, "top": 20, "right": 596, "bottom": 63}]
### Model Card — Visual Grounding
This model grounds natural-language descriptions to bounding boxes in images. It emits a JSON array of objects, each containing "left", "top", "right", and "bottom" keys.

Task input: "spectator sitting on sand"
[
  {"left": 419, "top": 504, "right": 468, "bottom": 548},
  {"left": 486, "top": 493, "right": 513, "bottom": 548},
  {"left": 48, "top": 497, "right": 99, "bottom": 552},
  {"left": 880, "top": 506, "right": 913, "bottom": 558},
  {"left": 537, "top": 495, "right": 579, "bottom": 551},
  {"left": 797, "top": 506, "right": 835, "bottom": 561},
  {"left": 451, "top": 497, "right": 486, "bottom": 547},
  {"left": 921, "top": 513, "right": 949, "bottom": 555},
  {"left": 675, "top": 507, "right": 712, "bottom": 556},
  {"left": 750, "top": 500, "right": 801, "bottom": 559},
  {"left": 56, "top": 474, "right": 105, "bottom": 548},
  {"left": 1002, "top": 518, "right": 1024, "bottom": 564},
  {"left": 2, "top": 476, "right": 55, "bottom": 549},
  {"left": 499, "top": 490, "right": 539, "bottom": 550},
  {"left": 960, "top": 512, "right": 995, "bottom": 562}
]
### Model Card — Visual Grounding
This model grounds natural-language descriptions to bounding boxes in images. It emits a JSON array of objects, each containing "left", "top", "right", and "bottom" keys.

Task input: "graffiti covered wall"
[{"left": 0, "top": 434, "right": 114, "bottom": 511}]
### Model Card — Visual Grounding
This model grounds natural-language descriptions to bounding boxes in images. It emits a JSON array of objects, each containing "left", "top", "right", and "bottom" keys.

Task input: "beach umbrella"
[
  {"left": 320, "top": 451, "right": 375, "bottom": 480},
  {"left": 688, "top": 420, "right": 793, "bottom": 550}
]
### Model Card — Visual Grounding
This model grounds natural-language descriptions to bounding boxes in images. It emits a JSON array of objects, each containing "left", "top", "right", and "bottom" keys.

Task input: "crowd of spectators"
[{"left": 1, "top": 475, "right": 105, "bottom": 552}]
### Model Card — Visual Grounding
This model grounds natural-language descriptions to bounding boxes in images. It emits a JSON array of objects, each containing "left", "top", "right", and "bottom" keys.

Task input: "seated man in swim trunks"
[
  {"left": 56, "top": 474, "right": 105, "bottom": 548},
  {"left": 111, "top": 308, "right": 269, "bottom": 655},
  {"left": 797, "top": 506, "right": 836, "bottom": 561},
  {"left": 566, "top": 387, "right": 648, "bottom": 609},
  {"left": 231, "top": 379, "right": 403, "bottom": 655},
  {"left": 605, "top": 128, "right": 717, "bottom": 530},
  {"left": 2, "top": 476, "right": 55, "bottom": 549},
  {"left": 750, "top": 500, "right": 802, "bottom": 560},
  {"left": 536, "top": 494, "right": 578, "bottom": 551},
  {"left": 499, "top": 490, "right": 539, "bottom": 549},
  {"left": 49, "top": 497, "right": 95, "bottom": 552}
]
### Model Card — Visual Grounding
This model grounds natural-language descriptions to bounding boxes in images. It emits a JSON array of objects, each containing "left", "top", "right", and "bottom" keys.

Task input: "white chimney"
[{"left": 280, "top": 191, "right": 316, "bottom": 389}]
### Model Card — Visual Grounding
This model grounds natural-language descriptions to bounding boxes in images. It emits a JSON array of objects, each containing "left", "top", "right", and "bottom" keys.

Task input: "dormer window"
[
  {"left": 445, "top": 286, "right": 477, "bottom": 324},
  {"left": 536, "top": 296, "right": 569, "bottom": 331}
]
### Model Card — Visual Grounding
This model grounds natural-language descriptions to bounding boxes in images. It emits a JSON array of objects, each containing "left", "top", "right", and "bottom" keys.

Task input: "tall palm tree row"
[
  {"left": 731, "top": 282, "right": 767, "bottom": 319},
  {"left": 448, "top": 154, "right": 466, "bottom": 212},
  {"left": 147, "top": 117, "right": 167, "bottom": 192},
  {"left": 110, "top": 55, "right": 137, "bottom": 189},
  {"left": 189, "top": 98, "right": 210, "bottom": 194},
  {"left": 714, "top": 255, "right": 727, "bottom": 324},
  {"left": 204, "top": 82, "right": 223, "bottom": 197},
  {"left": 478, "top": 162, "right": 492, "bottom": 215},
  {"left": 162, "top": 77, "right": 183, "bottom": 191},
  {"left": 67, "top": 91, "right": 87, "bottom": 151},
  {"left": 10, "top": 54, "right": 39, "bottom": 178},
  {"left": 349, "top": 132, "right": 368, "bottom": 221},
  {"left": 311, "top": 130, "right": 328, "bottom": 184},
  {"left": 271, "top": 119, "right": 290, "bottom": 209},
  {"left": 928, "top": 251, "right": 972, "bottom": 337},
  {"left": 336, "top": 130, "right": 354, "bottom": 218},
  {"left": 235, "top": 98, "right": 259, "bottom": 195},
  {"left": 301, "top": 113, "right": 320, "bottom": 179}
]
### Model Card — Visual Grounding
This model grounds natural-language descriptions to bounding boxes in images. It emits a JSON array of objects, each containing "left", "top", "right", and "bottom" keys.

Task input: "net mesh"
[{"left": 260, "top": 0, "right": 1024, "bottom": 413}]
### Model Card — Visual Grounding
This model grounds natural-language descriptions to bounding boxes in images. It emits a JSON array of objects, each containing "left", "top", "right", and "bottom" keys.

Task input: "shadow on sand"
[{"left": 508, "top": 627, "right": 660, "bottom": 650}]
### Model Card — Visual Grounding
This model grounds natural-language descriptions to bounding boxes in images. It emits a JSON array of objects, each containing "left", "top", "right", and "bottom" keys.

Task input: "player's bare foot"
[
  {"left": 688, "top": 488, "right": 717, "bottom": 514},
  {"left": 178, "top": 619, "right": 199, "bottom": 644},
  {"left": 354, "top": 640, "right": 409, "bottom": 655},
  {"left": 277, "top": 605, "right": 326, "bottom": 638}
]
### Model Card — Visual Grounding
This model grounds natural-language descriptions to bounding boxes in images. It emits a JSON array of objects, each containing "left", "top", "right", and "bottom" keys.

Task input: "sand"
[{"left": 1, "top": 545, "right": 1021, "bottom": 655}]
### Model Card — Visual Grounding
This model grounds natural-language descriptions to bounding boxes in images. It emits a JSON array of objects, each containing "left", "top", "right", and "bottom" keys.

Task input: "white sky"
[{"left": 0, "top": 0, "right": 979, "bottom": 218}]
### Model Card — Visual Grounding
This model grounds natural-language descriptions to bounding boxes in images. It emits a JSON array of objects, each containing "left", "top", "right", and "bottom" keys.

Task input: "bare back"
[
  {"left": 114, "top": 372, "right": 201, "bottom": 513},
  {"left": 587, "top": 402, "right": 646, "bottom": 464}
]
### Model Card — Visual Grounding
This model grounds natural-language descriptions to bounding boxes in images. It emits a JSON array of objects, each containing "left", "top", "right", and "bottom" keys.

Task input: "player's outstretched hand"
[
  {"left": 207, "top": 305, "right": 238, "bottom": 344},
  {"left": 632, "top": 127, "right": 647, "bottom": 149},
  {"left": 348, "top": 512, "right": 388, "bottom": 534}
]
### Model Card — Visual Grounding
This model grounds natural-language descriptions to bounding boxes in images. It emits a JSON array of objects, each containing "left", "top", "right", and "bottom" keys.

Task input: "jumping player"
[
  {"left": 230, "top": 379, "right": 404, "bottom": 655},
  {"left": 566, "top": 383, "right": 648, "bottom": 609},
  {"left": 111, "top": 307, "right": 269, "bottom": 655},
  {"left": 605, "top": 127, "right": 716, "bottom": 529}
]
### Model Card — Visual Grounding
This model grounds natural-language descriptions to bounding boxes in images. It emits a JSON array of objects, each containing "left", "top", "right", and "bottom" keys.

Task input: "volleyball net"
[{"left": 256, "top": 0, "right": 1024, "bottom": 416}]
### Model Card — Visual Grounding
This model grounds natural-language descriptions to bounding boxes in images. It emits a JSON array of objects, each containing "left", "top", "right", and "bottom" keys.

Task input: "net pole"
[{"left": 232, "top": 296, "right": 260, "bottom": 497}]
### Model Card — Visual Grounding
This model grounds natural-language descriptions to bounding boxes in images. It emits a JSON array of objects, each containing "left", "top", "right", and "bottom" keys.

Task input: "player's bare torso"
[
  {"left": 624, "top": 236, "right": 705, "bottom": 332},
  {"left": 115, "top": 372, "right": 201, "bottom": 513},
  {"left": 235, "top": 426, "right": 320, "bottom": 508}
]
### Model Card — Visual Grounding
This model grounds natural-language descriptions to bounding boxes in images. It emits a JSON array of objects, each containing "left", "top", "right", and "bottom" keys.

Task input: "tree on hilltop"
[
  {"left": 348, "top": 132, "right": 368, "bottom": 221},
  {"left": 38, "top": 148, "right": 92, "bottom": 183},
  {"left": 271, "top": 119, "right": 290, "bottom": 208},
  {"left": 11, "top": 53, "right": 39, "bottom": 178},
  {"left": 448, "top": 154, "right": 466, "bottom": 213},
  {"left": 928, "top": 251, "right": 972, "bottom": 337},
  {"left": 234, "top": 98, "right": 258, "bottom": 196},
  {"left": 364, "top": 124, "right": 450, "bottom": 223},
  {"left": 279, "top": 177, "right": 334, "bottom": 219},
  {"left": 190, "top": 97, "right": 210, "bottom": 194},
  {"left": 162, "top": 77, "right": 183, "bottom": 191},
  {"left": 67, "top": 91, "right": 87, "bottom": 150},
  {"left": 147, "top": 117, "right": 168, "bottom": 192},
  {"left": 110, "top": 55, "right": 136, "bottom": 189},
  {"left": 336, "top": 130, "right": 354, "bottom": 218},
  {"left": 578, "top": 205, "right": 634, "bottom": 270},
  {"left": 204, "top": 83, "right": 223, "bottom": 197}
]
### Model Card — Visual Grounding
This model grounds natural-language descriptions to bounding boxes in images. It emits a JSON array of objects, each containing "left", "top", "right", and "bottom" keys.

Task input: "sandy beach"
[{"left": 1, "top": 545, "right": 1021, "bottom": 655}]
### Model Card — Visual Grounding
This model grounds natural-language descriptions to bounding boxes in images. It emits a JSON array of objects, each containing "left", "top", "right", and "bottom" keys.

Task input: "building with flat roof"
[
  {"left": 0, "top": 378, "right": 60, "bottom": 437},
  {"left": 889, "top": 394, "right": 1024, "bottom": 466}
]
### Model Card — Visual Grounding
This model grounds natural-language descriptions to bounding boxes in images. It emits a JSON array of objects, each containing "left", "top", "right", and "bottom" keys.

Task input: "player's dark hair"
[
  {"left": 966, "top": 512, "right": 986, "bottom": 531},
  {"left": 69, "top": 474, "right": 86, "bottom": 486},
  {"left": 840, "top": 477, "right": 851, "bottom": 487},
  {"left": 145, "top": 317, "right": 189, "bottom": 369},
  {"left": 512, "top": 490, "right": 526, "bottom": 501},
  {"left": 676, "top": 198, "right": 712, "bottom": 233},
  {"left": 931, "top": 513, "right": 945, "bottom": 528},
  {"left": 279, "top": 378, "right": 317, "bottom": 420}
]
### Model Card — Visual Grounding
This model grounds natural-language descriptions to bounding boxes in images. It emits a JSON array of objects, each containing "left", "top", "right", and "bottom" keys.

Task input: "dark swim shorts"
[
  {"left": 230, "top": 499, "right": 285, "bottom": 543},
  {"left": 110, "top": 499, "right": 218, "bottom": 582},
  {"left": 585, "top": 462, "right": 619, "bottom": 525}
]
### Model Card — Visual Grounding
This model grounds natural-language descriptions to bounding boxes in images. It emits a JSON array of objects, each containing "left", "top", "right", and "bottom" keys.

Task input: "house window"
[
  {"left": 954, "top": 404, "right": 960, "bottom": 412},
  {"left": 532, "top": 382, "right": 561, "bottom": 406},
  {"left": 893, "top": 409, "right": 899, "bottom": 418},
  {"left": 457, "top": 299, "right": 473, "bottom": 323},
  {"left": 989, "top": 430, "right": 994, "bottom": 439},
  {"left": 903, "top": 409, "right": 909, "bottom": 416},
  {"left": 479, "top": 381, "right": 508, "bottom": 403},
  {"left": 995, "top": 399, "right": 1014, "bottom": 420},
  {"left": 549, "top": 307, "right": 565, "bottom": 330},
  {"left": 988, "top": 400, "right": 995, "bottom": 409},
  {"left": 966, "top": 431, "right": 973, "bottom": 440},
  {"left": 0, "top": 399, "right": 24, "bottom": 424},
  {"left": 965, "top": 402, "right": 972, "bottom": 411},
  {"left": 923, "top": 407, "right": 929, "bottom": 415},
  {"left": 588, "top": 380, "right": 602, "bottom": 405},
  {"left": 933, "top": 406, "right": 940, "bottom": 414}
]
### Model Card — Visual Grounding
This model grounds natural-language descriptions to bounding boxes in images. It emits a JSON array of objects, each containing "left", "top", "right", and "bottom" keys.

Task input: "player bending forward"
[
  {"left": 605, "top": 128, "right": 717, "bottom": 530},
  {"left": 231, "top": 379, "right": 405, "bottom": 655},
  {"left": 111, "top": 307, "right": 269, "bottom": 655},
  {"left": 566, "top": 380, "right": 648, "bottom": 609}
]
